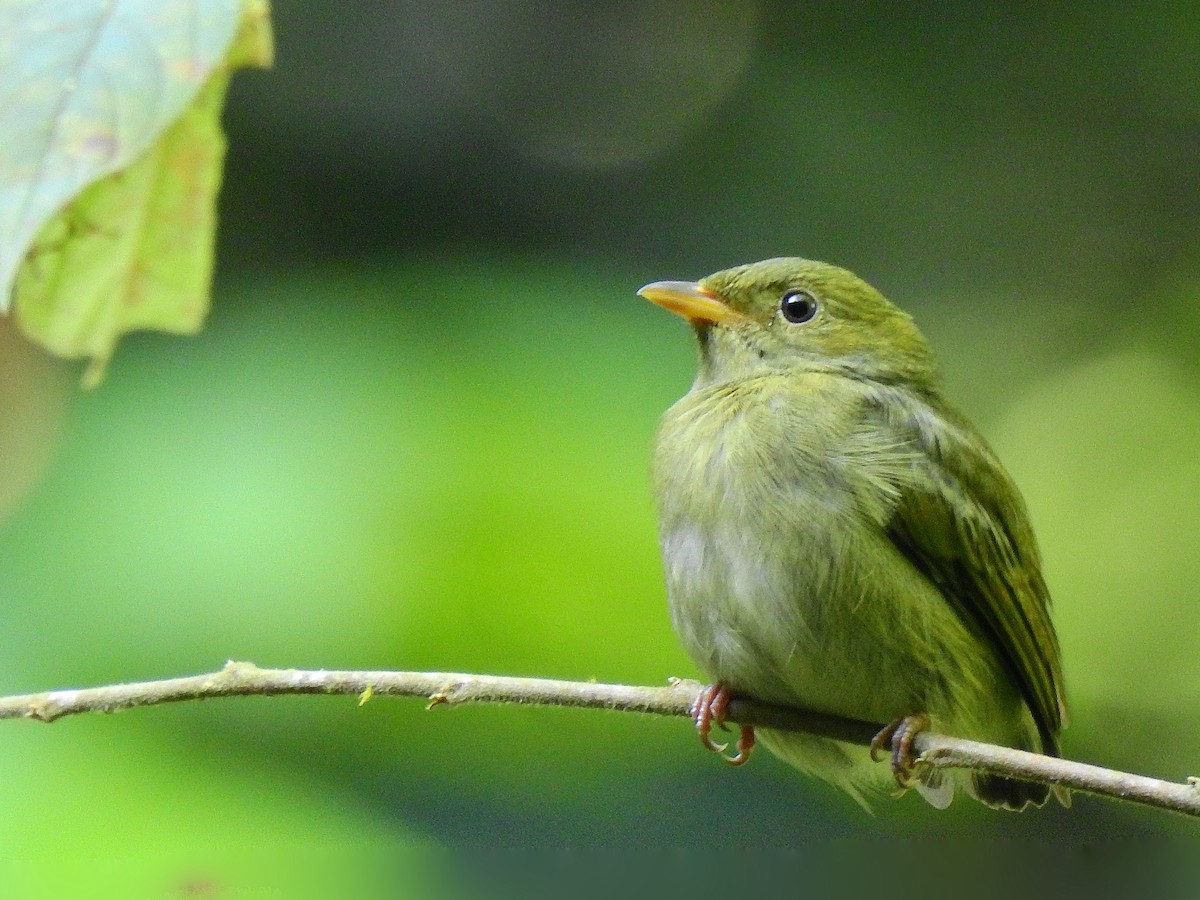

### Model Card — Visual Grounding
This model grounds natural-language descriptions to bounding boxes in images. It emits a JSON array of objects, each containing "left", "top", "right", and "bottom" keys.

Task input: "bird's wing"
[{"left": 881, "top": 396, "right": 1066, "bottom": 753}]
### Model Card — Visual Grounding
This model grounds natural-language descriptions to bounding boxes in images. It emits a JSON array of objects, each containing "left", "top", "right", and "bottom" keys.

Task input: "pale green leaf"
[{"left": 0, "top": 0, "right": 273, "bottom": 385}]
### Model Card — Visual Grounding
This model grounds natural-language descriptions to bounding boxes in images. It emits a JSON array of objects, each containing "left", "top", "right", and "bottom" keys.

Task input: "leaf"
[{"left": 0, "top": 0, "right": 273, "bottom": 385}]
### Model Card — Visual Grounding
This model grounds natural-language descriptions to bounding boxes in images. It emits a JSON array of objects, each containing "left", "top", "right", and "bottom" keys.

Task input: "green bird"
[{"left": 640, "top": 258, "right": 1067, "bottom": 810}]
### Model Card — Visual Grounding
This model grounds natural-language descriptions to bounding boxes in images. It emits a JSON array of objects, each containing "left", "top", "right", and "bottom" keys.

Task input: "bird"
[{"left": 639, "top": 257, "right": 1067, "bottom": 810}]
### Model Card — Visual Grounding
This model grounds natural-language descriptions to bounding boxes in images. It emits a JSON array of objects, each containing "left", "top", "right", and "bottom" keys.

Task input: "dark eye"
[{"left": 780, "top": 289, "right": 818, "bottom": 324}]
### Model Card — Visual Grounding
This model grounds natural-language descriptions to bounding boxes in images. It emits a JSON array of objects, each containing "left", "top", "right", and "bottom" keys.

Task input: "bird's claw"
[
  {"left": 692, "top": 683, "right": 756, "bottom": 766},
  {"left": 870, "top": 713, "right": 931, "bottom": 788}
]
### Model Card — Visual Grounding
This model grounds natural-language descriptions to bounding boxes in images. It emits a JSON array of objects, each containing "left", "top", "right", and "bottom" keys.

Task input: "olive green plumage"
[{"left": 644, "top": 258, "right": 1067, "bottom": 810}]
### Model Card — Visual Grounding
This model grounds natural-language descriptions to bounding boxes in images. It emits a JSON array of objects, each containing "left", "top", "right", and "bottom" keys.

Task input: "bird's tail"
[{"left": 969, "top": 732, "right": 1070, "bottom": 810}]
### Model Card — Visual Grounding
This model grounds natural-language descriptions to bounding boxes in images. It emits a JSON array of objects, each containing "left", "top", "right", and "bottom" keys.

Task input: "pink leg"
[
  {"left": 870, "top": 713, "right": 931, "bottom": 788},
  {"left": 692, "top": 683, "right": 755, "bottom": 766}
]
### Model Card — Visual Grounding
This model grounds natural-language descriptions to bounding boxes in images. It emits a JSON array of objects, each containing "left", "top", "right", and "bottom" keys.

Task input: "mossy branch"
[{"left": 4, "top": 660, "right": 1196, "bottom": 818}]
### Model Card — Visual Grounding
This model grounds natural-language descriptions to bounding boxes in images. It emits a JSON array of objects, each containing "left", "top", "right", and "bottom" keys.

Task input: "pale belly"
[
  {"left": 660, "top": 515, "right": 974, "bottom": 728},
  {"left": 660, "top": 511, "right": 1025, "bottom": 806}
]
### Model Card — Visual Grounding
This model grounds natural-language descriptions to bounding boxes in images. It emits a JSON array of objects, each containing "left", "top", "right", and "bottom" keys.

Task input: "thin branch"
[{"left": 3, "top": 661, "right": 1196, "bottom": 819}]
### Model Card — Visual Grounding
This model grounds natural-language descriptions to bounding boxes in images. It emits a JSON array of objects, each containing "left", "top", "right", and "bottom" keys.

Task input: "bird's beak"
[{"left": 637, "top": 281, "right": 743, "bottom": 326}]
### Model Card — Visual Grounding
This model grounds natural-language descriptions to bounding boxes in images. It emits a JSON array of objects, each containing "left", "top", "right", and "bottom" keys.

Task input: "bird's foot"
[
  {"left": 692, "top": 682, "right": 755, "bottom": 766},
  {"left": 870, "top": 713, "right": 931, "bottom": 788}
]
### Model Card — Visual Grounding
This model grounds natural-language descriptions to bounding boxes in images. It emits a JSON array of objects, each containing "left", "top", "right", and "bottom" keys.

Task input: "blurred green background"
[{"left": 3, "top": 1, "right": 1200, "bottom": 895}]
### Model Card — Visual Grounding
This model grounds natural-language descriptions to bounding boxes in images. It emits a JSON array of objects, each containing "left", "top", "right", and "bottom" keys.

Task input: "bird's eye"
[{"left": 780, "top": 289, "right": 818, "bottom": 324}]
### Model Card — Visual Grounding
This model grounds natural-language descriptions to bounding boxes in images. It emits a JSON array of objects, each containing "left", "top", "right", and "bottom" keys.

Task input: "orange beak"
[{"left": 637, "top": 281, "right": 743, "bottom": 326}]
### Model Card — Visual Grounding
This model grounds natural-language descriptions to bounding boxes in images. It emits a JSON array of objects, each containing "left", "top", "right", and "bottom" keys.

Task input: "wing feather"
[{"left": 874, "top": 392, "right": 1066, "bottom": 752}]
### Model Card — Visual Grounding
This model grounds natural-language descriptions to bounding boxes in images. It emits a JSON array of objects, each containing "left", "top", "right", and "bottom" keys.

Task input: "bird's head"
[{"left": 639, "top": 257, "right": 938, "bottom": 390}]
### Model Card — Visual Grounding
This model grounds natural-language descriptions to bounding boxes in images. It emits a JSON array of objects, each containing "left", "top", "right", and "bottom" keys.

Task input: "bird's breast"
[{"left": 652, "top": 379, "right": 868, "bottom": 701}]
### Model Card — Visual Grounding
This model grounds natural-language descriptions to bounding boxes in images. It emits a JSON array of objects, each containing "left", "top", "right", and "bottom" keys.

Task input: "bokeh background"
[{"left": 2, "top": 1, "right": 1200, "bottom": 896}]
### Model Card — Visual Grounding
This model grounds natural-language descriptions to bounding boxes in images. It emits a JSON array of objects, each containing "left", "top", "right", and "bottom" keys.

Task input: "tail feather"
[
  {"left": 914, "top": 768, "right": 953, "bottom": 809},
  {"left": 969, "top": 725, "right": 1069, "bottom": 810},
  {"left": 971, "top": 773, "right": 1050, "bottom": 810}
]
